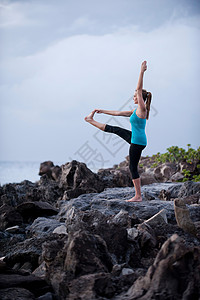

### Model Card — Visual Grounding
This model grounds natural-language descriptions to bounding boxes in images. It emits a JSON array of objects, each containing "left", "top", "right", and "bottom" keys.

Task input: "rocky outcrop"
[
  {"left": 0, "top": 159, "right": 199, "bottom": 300},
  {"left": 118, "top": 234, "right": 200, "bottom": 300}
]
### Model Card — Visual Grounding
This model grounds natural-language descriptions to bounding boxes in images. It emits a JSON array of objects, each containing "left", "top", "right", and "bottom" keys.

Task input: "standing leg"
[{"left": 126, "top": 143, "right": 145, "bottom": 202}]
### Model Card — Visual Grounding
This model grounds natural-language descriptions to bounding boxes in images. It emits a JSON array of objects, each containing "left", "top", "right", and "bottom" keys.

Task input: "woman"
[{"left": 85, "top": 61, "right": 152, "bottom": 202}]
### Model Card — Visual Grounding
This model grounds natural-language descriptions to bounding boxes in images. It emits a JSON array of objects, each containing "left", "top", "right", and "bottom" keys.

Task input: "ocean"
[{"left": 0, "top": 161, "right": 43, "bottom": 185}]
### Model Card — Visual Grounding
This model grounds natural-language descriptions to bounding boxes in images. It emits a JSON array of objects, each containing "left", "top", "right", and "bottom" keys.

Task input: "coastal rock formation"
[
  {"left": 0, "top": 159, "right": 200, "bottom": 299},
  {"left": 117, "top": 234, "right": 200, "bottom": 300}
]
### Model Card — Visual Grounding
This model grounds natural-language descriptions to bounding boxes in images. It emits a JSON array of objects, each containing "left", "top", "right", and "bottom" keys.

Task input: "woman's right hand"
[{"left": 141, "top": 61, "right": 147, "bottom": 73}]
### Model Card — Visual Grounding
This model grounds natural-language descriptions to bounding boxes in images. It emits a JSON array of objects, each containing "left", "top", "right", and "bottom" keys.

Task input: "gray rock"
[
  {"left": 5, "top": 225, "right": 20, "bottom": 233},
  {"left": 144, "top": 209, "right": 168, "bottom": 227},
  {"left": 29, "top": 217, "right": 63, "bottom": 237},
  {"left": 52, "top": 225, "right": 67, "bottom": 235}
]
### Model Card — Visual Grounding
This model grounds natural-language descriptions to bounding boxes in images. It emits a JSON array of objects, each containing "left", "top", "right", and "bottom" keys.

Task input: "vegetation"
[{"left": 149, "top": 144, "right": 200, "bottom": 182}]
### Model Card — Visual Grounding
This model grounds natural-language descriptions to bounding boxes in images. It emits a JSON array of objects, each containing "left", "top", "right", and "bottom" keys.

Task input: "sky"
[{"left": 0, "top": 0, "right": 200, "bottom": 171}]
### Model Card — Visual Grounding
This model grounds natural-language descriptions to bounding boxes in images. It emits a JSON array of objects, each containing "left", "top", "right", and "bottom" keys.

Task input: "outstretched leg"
[{"left": 85, "top": 110, "right": 106, "bottom": 131}]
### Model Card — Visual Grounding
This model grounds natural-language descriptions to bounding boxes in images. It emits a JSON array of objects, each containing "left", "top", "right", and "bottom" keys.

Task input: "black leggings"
[{"left": 104, "top": 124, "right": 146, "bottom": 179}]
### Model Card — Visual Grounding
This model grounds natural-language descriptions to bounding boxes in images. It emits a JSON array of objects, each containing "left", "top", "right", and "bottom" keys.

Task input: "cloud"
[
  {"left": 0, "top": 15, "right": 200, "bottom": 162},
  {"left": 0, "top": 1, "right": 36, "bottom": 28}
]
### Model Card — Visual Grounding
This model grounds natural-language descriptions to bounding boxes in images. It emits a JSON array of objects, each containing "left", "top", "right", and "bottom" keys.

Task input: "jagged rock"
[
  {"left": 174, "top": 198, "right": 197, "bottom": 236},
  {"left": 154, "top": 162, "right": 177, "bottom": 182},
  {"left": 117, "top": 234, "right": 200, "bottom": 300},
  {"left": 97, "top": 167, "right": 132, "bottom": 188},
  {"left": 17, "top": 202, "right": 58, "bottom": 223},
  {"left": 59, "top": 160, "right": 104, "bottom": 199},
  {"left": 39, "top": 161, "right": 54, "bottom": 177},
  {"left": 168, "top": 181, "right": 200, "bottom": 198},
  {"left": 4, "top": 234, "right": 59, "bottom": 272},
  {"left": 0, "top": 204, "right": 23, "bottom": 230},
  {"left": 65, "top": 230, "right": 113, "bottom": 276}
]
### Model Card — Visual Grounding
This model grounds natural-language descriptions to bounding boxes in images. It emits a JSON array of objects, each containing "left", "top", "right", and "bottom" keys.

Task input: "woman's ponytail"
[{"left": 145, "top": 92, "right": 152, "bottom": 120}]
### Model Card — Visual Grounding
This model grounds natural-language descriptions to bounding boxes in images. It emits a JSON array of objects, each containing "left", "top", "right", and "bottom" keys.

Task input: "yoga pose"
[{"left": 85, "top": 61, "right": 152, "bottom": 202}]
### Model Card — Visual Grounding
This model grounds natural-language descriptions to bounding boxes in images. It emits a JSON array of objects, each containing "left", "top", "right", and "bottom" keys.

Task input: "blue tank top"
[{"left": 130, "top": 109, "right": 147, "bottom": 145}]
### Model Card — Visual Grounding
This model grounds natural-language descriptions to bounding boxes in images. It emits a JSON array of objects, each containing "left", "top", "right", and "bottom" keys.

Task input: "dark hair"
[{"left": 142, "top": 89, "right": 152, "bottom": 120}]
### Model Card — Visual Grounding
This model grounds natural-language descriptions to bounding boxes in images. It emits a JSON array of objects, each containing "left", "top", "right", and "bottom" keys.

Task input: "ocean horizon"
[{"left": 0, "top": 160, "right": 107, "bottom": 186}]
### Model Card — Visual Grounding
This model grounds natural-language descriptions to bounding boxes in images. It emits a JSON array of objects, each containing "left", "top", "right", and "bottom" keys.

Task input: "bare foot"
[
  {"left": 125, "top": 196, "right": 142, "bottom": 202},
  {"left": 84, "top": 110, "right": 96, "bottom": 122}
]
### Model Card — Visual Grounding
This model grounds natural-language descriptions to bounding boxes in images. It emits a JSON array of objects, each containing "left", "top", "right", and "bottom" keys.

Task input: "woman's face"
[{"left": 133, "top": 91, "right": 138, "bottom": 104}]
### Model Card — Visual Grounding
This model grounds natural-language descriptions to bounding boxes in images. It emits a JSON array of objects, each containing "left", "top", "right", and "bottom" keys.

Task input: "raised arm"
[
  {"left": 95, "top": 109, "right": 133, "bottom": 117},
  {"left": 136, "top": 61, "right": 147, "bottom": 111}
]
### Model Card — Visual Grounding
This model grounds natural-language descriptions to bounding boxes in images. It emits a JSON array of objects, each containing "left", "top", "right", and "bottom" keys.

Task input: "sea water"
[{"left": 0, "top": 161, "right": 42, "bottom": 185}]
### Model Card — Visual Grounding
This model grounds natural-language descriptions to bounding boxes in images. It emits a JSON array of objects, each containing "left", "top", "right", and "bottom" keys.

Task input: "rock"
[
  {"left": 51, "top": 166, "right": 62, "bottom": 181},
  {"left": 121, "top": 268, "right": 134, "bottom": 276},
  {"left": 143, "top": 209, "right": 168, "bottom": 227},
  {"left": 154, "top": 163, "right": 177, "bottom": 182},
  {"left": 17, "top": 202, "right": 58, "bottom": 223},
  {"left": 52, "top": 225, "right": 67, "bottom": 235},
  {"left": 0, "top": 270, "right": 51, "bottom": 297},
  {"left": 98, "top": 167, "right": 133, "bottom": 188},
  {"left": 168, "top": 181, "right": 200, "bottom": 198},
  {"left": 59, "top": 160, "right": 104, "bottom": 199},
  {"left": 174, "top": 198, "right": 197, "bottom": 236},
  {"left": 65, "top": 230, "right": 113, "bottom": 276},
  {"left": 39, "top": 161, "right": 54, "bottom": 177},
  {"left": 4, "top": 233, "right": 59, "bottom": 272},
  {"left": 137, "top": 223, "right": 157, "bottom": 253},
  {"left": 28, "top": 217, "right": 63, "bottom": 237},
  {"left": 0, "top": 204, "right": 23, "bottom": 230},
  {"left": 127, "top": 228, "right": 139, "bottom": 241},
  {"left": 5, "top": 225, "right": 20, "bottom": 234},
  {"left": 0, "top": 287, "right": 35, "bottom": 300},
  {"left": 140, "top": 172, "right": 157, "bottom": 186},
  {"left": 171, "top": 171, "right": 184, "bottom": 182},
  {"left": 37, "top": 292, "right": 54, "bottom": 300},
  {"left": 158, "top": 189, "right": 171, "bottom": 200},
  {"left": 119, "top": 234, "right": 200, "bottom": 300},
  {"left": 19, "top": 262, "right": 32, "bottom": 273}
]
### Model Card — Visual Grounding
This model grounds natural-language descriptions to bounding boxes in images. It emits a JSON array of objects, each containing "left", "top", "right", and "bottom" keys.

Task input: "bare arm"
[
  {"left": 94, "top": 109, "right": 133, "bottom": 117},
  {"left": 136, "top": 61, "right": 147, "bottom": 111}
]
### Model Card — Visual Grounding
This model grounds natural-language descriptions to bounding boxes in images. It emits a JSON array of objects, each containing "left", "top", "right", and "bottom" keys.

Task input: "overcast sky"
[{"left": 0, "top": 0, "right": 200, "bottom": 170}]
